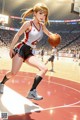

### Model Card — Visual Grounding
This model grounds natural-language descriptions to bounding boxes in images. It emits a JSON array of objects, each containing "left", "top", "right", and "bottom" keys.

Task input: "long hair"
[{"left": 21, "top": 3, "right": 49, "bottom": 24}]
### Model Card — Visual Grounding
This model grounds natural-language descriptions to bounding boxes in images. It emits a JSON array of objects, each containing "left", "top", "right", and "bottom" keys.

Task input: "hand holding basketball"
[{"left": 48, "top": 33, "right": 61, "bottom": 47}]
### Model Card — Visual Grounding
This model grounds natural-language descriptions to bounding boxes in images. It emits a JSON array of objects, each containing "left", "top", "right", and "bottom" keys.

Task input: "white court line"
[
  {"left": 43, "top": 80, "right": 80, "bottom": 93},
  {"left": 40, "top": 100, "right": 80, "bottom": 112}
]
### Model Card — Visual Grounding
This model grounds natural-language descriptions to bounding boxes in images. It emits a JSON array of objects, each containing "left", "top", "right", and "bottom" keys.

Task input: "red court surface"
[{"left": 0, "top": 70, "right": 80, "bottom": 120}]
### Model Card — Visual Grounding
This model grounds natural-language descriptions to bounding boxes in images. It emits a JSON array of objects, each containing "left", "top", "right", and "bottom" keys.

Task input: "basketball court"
[{"left": 0, "top": 52, "right": 80, "bottom": 120}]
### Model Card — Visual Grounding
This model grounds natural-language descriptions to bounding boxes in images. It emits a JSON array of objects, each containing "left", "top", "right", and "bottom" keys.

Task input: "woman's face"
[{"left": 34, "top": 10, "right": 47, "bottom": 22}]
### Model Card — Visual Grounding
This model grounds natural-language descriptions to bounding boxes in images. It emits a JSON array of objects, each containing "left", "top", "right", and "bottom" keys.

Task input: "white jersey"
[
  {"left": 23, "top": 21, "right": 43, "bottom": 48},
  {"left": 51, "top": 48, "right": 57, "bottom": 56}
]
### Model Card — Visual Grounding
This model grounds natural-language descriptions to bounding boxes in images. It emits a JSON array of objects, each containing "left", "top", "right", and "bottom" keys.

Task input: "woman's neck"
[{"left": 33, "top": 18, "right": 40, "bottom": 25}]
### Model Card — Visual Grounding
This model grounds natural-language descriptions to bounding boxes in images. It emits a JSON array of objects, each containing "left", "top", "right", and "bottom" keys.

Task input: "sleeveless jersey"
[
  {"left": 51, "top": 48, "right": 57, "bottom": 56},
  {"left": 23, "top": 21, "right": 43, "bottom": 48}
]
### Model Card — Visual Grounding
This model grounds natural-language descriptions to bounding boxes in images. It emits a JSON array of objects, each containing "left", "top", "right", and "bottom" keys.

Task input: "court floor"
[{"left": 0, "top": 53, "right": 80, "bottom": 120}]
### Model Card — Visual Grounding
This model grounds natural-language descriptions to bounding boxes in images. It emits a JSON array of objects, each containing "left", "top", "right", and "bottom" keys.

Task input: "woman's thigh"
[
  {"left": 25, "top": 55, "right": 46, "bottom": 70},
  {"left": 11, "top": 54, "right": 23, "bottom": 73}
]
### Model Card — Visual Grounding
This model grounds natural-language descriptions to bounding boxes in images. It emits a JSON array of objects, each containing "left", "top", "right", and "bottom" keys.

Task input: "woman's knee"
[{"left": 10, "top": 71, "right": 17, "bottom": 77}]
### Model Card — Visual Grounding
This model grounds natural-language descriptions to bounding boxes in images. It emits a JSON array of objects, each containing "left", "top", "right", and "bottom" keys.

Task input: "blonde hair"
[{"left": 21, "top": 3, "right": 49, "bottom": 24}]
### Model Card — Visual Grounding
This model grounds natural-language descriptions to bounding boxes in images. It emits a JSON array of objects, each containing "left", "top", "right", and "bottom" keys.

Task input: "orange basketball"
[{"left": 48, "top": 33, "right": 61, "bottom": 47}]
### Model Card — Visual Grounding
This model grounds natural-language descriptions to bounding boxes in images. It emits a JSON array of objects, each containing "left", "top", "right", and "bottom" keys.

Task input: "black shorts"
[
  {"left": 48, "top": 55, "right": 55, "bottom": 62},
  {"left": 12, "top": 42, "right": 33, "bottom": 61}
]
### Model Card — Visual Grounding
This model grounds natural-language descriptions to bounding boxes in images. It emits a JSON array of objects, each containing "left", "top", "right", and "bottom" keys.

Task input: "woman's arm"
[
  {"left": 10, "top": 21, "right": 30, "bottom": 49},
  {"left": 42, "top": 24, "right": 59, "bottom": 41},
  {"left": 42, "top": 24, "right": 52, "bottom": 37}
]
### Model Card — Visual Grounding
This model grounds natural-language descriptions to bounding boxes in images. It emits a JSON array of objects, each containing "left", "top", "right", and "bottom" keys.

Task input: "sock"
[
  {"left": 0, "top": 75, "right": 9, "bottom": 84},
  {"left": 30, "top": 75, "right": 42, "bottom": 91}
]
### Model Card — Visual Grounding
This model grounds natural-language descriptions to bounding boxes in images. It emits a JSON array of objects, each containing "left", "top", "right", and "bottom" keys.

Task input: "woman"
[
  {"left": 45, "top": 47, "right": 58, "bottom": 72},
  {"left": 0, "top": 3, "right": 53, "bottom": 100}
]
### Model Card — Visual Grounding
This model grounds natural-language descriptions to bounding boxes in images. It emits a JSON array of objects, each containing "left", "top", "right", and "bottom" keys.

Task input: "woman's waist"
[
  {"left": 22, "top": 42, "right": 34, "bottom": 49},
  {"left": 22, "top": 41, "right": 36, "bottom": 49},
  {"left": 15, "top": 42, "right": 33, "bottom": 50}
]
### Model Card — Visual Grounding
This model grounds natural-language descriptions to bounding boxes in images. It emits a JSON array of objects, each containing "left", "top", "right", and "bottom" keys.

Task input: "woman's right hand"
[{"left": 9, "top": 48, "right": 15, "bottom": 58}]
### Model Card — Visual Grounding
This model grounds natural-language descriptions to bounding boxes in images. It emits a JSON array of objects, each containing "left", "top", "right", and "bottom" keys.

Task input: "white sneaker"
[
  {"left": 0, "top": 83, "right": 4, "bottom": 94},
  {"left": 27, "top": 89, "right": 43, "bottom": 100}
]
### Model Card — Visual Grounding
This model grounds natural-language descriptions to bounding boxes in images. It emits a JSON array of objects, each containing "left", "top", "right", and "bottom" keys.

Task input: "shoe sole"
[{"left": 27, "top": 96, "right": 43, "bottom": 100}]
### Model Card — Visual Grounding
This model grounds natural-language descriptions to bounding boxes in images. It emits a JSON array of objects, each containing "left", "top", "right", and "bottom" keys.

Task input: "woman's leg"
[
  {"left": 25, "top": 55, "right": 48, "bottom": 100},
  {"left": 45, "top": 60, "right": 48, "bottom": 65},
  {"left": 50, "top": 56, "right": 54, "bottom": 72},
  {"left": 6, "top": 54, "right": 23, "bottom": 79},
  {"left": 51, "top": 61, "right": 54, "bottom": 71},
  {"left": 0, "top": 54, "right": 23, "bottom": 93},
  {"left": 25, "top": 55, "right": 48, "bottom": 77}
]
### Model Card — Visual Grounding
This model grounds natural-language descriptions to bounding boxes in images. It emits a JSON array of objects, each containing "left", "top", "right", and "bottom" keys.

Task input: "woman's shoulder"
[
  {"left": 20, "top": 20, "right": 32, "bottom": 31},
  {"left": 24, "top": 20, "right": 31, "bottom": 24}
]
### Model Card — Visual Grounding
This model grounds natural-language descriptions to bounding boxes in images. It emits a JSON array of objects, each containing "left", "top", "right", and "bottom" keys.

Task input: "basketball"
[{"left": 48, "top": 33, "right": 61, "bottom": 47}]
